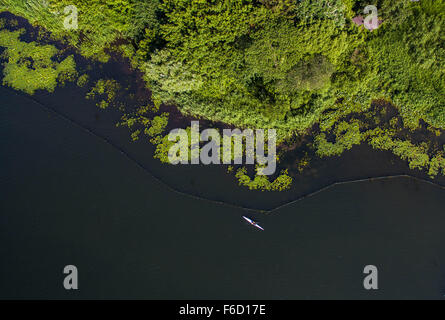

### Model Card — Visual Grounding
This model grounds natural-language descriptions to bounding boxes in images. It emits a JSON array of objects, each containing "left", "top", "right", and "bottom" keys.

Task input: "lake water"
[{"left": 1, "top": 86, "right": 445, "bottom": 299}]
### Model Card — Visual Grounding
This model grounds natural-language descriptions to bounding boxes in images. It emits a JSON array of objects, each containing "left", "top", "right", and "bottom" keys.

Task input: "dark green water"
[{"left": 1, "top": 86, "right": 445, "bottom": 299}]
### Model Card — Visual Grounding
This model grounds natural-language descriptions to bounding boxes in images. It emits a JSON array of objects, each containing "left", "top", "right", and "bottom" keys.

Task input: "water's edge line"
[{"left": 3, "top": 85, "right": 445, "bottom": 215}]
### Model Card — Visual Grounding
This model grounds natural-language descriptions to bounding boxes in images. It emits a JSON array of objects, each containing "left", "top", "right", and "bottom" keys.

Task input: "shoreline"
[
  {"left": 1, "top": 11, "right": 445, "bottom": 211},
  {"left": 2, "top": 84, "right": 445, "bottom": 212}
]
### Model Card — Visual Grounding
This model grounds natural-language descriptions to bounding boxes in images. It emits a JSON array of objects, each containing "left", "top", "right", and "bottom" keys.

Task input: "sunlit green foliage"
[
  {"left": 428, "top": 154, "right": 445, "bottom": 178},
  {"left": 314, "top": 120, "right": 363, "bottom": 157},
  {"left": 2, "top": 0, "right": 445, "bottom": 190},
  {"left": 1, "top": 0, "right": 161, "bottom": 62},
  {"left": 366, "top": 127, "right": 432, "bottom": 171},
  {"left": 364, "top": 0, "right": 445, "bottom": 129},
  {"left": 141, "top": 0, "right": 365, "bottom": 138},
  {"left": 116, "top": 103, "right": 168, "bottom": 142},
  {"left": 86, "top": 79, "right": 121, "bottom": 109},
  {"left": 3, "top": 0, "right": 444, "bottom": 133},
  {"left": 4, "top": 0, "right": 443, "bottom": 135},
  {"left": 146, "top": 113, "right": 169, "bottom": 143},
  {"left": 313, "top": 103, "right": 445, "bottom": 178},
  {"left": 138, "top": 0, "right": 443, "bottom": 142},
  {"left": 154, "top": 127, "right": 191, "bottom": 164},
  {"left": 76, "top": 74, "right": 89, "bottom": 87},
  {"left": 56, "top": 55, "right": 77, "bottom": 85},
  {"left": 235, "top": 167, "right": 292, "bottom": 191},
  {"left": 0, "top": 28, "right": 77, "bottom": 94}
]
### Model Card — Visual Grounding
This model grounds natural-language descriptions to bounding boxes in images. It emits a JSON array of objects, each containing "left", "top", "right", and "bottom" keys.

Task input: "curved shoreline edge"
[{"left": 3, "top": 85, "right": 445, "bottom": 214}]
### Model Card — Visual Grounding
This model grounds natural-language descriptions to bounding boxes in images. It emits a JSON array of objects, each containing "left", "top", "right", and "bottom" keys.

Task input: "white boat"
[{"left": 242, "top": 216, "right": 264, "bottom": 231}]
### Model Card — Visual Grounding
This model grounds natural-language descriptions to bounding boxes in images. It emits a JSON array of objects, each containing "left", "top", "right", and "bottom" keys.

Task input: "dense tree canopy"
[{"left": 2, "top": 0, "right": 443, "bottom": 136}]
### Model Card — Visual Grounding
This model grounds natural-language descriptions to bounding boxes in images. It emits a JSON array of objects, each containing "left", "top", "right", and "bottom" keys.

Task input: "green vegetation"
[
  {"left": 1, "top": 0, "right": 444, "bottom": 190},
  {"left": 116, "top": 102, "right": 168, "bottom": 142},
  {"left": 142, "top": 0, "right": 444, "bottom": 138},
  {"left": 76, "top": 74, "right": 89, "bottom": 87},
  {"left": 1, "top": 0, "right": 148, "bottom": 62},
  {"left": 235, "top": 168, "right": 292, "bottom": 191},
  {"left": 146, "top": 113, "right": 169, "bottom": 144},
  {"left": 0, "top": 28, "right": 76, "bottom": 94},
  {"left": 86, "top": 79, "right": 121, "bottom": 109},
  {"left": 315, "top": 120, "right": 363, "bottom": 157},
  {"left": 154, "top": 127, "right": 191, "bottom": 164},
  {"left": 313, "top": 102, "right": 445, "bottom": 178},
  {"left": 3, "top": 1, "right": 443, "bottom": 135}
]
